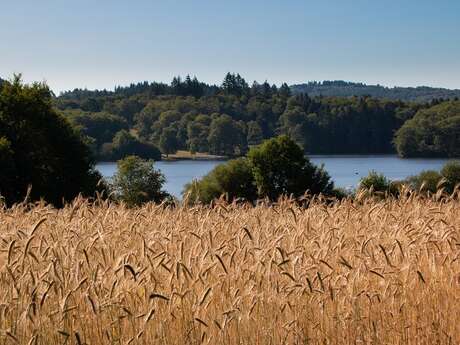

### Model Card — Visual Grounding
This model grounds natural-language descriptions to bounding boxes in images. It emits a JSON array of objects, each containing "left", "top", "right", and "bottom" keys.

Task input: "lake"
[{"left": 96, "top": 155, "right": 452, "bottom": 198}]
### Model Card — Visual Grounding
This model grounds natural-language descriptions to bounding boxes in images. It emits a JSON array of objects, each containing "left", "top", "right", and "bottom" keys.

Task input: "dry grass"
[
  {"left": 0, "top": 194, "right": 459, "bottom": 344},
  {"left": 163, "top": 150, "right": 226, "bottom": 161}
]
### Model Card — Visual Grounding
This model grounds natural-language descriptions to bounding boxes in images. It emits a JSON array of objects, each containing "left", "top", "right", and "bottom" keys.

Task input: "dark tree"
[
  {"left": 101, "top": 130, "right": 161, "bottom": 161},
  {"left": 208, "top": 115, "right": 247, "bottom": 156},
  {"left": 0, "top": 76, "right": 103, "bottom": 206},
  {"left": 247, "top": 136, "right": 334, "bottom": 200},
  {"left": 159, "top": 127, "right": 179, "bottom": 156},
  {"left": 394, "top": 100, "right": 460, "bottom": 157},
  {"left": 183, "top": 158, "right": 257, "bottom": 203}
]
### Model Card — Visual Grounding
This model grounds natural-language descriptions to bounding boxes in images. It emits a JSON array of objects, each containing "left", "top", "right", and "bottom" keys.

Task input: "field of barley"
[{"left": 0, "top": 194, "right": 459, "bottom": 345}]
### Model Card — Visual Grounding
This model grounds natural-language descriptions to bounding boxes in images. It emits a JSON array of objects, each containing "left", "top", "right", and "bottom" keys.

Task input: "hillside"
[
  {"left": 4, "top": 73, "right": 458, "bottom": 159},
  {"left": 54, "top": 74, "right": 423, "bottom": 159},
  {"left": 394, "top": 100, "right": 460, "bottom": 157},
  {"left": 291, "top": 81, "right": 460, "bottom": 102}
]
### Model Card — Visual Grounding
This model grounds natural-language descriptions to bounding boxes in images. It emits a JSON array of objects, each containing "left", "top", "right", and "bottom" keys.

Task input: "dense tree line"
[
  {"left": 54, "top": 73, "right": 457, "bottom": 159},
  {"left": 291, "top": 81, "right": 460, "bottom": 102},
  {"left": 394, "top": 100, "right": 460, "bottom": 157},
  {"left": 63, "top": 109, "right": 161, "bottom": 161}
]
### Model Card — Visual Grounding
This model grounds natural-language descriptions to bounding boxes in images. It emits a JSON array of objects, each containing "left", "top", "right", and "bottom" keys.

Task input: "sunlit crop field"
[{"left": 1, "top": 195, "right": 459, "bottom": 344}]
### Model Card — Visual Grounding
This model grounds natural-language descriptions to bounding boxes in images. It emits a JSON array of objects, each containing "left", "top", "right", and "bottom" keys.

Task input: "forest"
[
  {"left": 53, "top": 73, "right": 460, "bottom": 160},
  {"left": 291, "top": 80, "right": 460, "bottom": 102}
]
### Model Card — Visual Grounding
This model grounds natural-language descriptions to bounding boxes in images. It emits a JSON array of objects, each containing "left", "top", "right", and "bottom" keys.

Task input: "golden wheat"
[{"left": 0, "top": 194, "right": 459, "bottom": 344}]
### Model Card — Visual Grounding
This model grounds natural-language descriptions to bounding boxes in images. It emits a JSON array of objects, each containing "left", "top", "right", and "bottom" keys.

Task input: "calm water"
[{"left": 96, "top": 155, "right": 451, "bottom": 198}]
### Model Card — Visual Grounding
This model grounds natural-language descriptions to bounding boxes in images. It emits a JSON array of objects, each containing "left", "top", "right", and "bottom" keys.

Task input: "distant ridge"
[
  {"left": 290, "top": 81, "right": 460, "bottom": 102},
  {"left": 2, "top": 76, "right": 459, "bottom": 103}
]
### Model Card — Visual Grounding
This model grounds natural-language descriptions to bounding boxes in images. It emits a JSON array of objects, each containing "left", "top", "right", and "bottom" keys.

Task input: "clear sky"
[{"left": 1, "top": 0, "right": 459, "bottom": 93}]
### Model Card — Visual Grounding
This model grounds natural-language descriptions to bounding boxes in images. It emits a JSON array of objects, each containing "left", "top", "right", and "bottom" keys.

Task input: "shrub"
[
  {"left": 440, "top": 161, "right": 460, "bottom": 193},
  {"left": 183, "top": 158, "right": 257, "bottom": 204},
  {"left": 0, "top": 76, "right": 104, "bottom": 206},
  {"left": 111, "top": 155, "right": 170, "bottom": 206},
  {"left": 359, "top": 171, "right": 391, "bottom": 191},
  {"left": 358, "top": 171, "right": 399, "bottom": 196},
  {"left": 101, "top": 130, "right": 161, "bottom": 161},
  {"left": 406, "top": 170, "right": 443, "bottom": 194}
]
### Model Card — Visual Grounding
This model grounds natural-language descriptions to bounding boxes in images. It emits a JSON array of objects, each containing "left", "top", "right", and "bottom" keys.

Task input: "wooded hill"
[
  {"left": 45, "top": 73, "right": 460, "bottom": 160},
  {"left": 291, "top": 81, "right": 460, "bottom": 102}
]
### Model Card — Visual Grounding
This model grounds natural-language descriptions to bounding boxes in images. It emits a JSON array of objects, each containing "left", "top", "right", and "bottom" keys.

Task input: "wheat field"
[{"left": 0, "top": 194, "right": 459, "bottom": 345}]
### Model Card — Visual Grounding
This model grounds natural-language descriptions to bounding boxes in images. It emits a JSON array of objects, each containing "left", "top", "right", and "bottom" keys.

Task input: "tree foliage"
[
  {"left": 248, "top": 136, "right": 334, "bottom": 199},
  {"left": 54, "top": 73, "right": 459, "bottom": 159},
  {"left": 406, "top": 161, "right": 460, "bottom": 194},
  {"left": 358, "top": 171, "right": 400, "bottom": 197},
  {"left": 184, "top": 136, "right": 335, "bottom": 203},
  {"left": 394, "top": 100, "right": 460, "bottom": 158},
  {"left": 184, "top": 158, "right": 257, "bottom": 204},
  {"left": 0, "top": 76, "right": 103, "bottom": 206},
  {"left": 110, "top": 155, "right": 169, "bottom": 207},
  {"left": 159, "top": 127, "right": 179, "bottom": 156},
  {"left": 101, "top": 130, "right": 161, "bottom": 161},
  {"left": 406, "top": 170, "right": 443, "bottom": 194},
  {"left": 440, "top": 161, "right": 460, "bottom": 193}
]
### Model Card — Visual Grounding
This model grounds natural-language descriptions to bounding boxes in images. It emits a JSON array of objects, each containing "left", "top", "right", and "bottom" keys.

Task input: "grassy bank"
[
  {"left": 0, "top": 196, "right": 459, "bottom": 344},
  {"left": 162, "top": 150, "right": 227, "bottom": 161}
]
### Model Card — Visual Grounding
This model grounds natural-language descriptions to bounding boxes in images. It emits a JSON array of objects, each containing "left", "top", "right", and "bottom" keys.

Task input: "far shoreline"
[
  {"left": 162, "top": 151, "right": 228, "bottom": 161},
  {"left": 96, "top": 152, "right": 459, "bottom": 164}
]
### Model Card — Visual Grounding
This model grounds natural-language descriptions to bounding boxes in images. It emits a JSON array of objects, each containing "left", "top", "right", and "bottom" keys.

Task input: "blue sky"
[{"left": 1, "top": 0, "right": 459, "bottom": 92}]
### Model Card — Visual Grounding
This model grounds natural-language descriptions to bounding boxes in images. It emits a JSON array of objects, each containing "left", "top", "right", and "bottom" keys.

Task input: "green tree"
[
  {"left": 222, "top": 73, "right": 249, "bottom": 96},
  {"left": 208, "top": 115, "right": 247, "bottom": 156},
  {"left": 246, "top": 121, "right": 264, "bottom": 146},
  {"left": 406, "top": 170, "right": 442, "bottom": 194},
  {"left": 0, "top": 76, "right": 103, "bottom": 206},
  {"left": 66, "top": 110, "right": 128, "bottom": 147},
  {"left": 0, "top": 137, "right": 15, "bottom": 202},
  {"left": 183, "top": 158, "right": 257, "bottom": 203},
  {"left": 159, "top": 127, "right": 179, "bottom": 156},
  {"left": 393, "top": 126, "right": 419, "bottom": 158},
  {"left": 405, "top": 161, "right": 460, "bottom": 195},
  {"left": 358, "top": 171, "right": 398, "bottom": 196},
  {"left": 440, "top": 161, "right": 460, "bottom": 193},
  {"left": 187, "top": 119, "right": 209, "bottom": 153},
  {"left": 111, "top": 155, "right": 169, "bottom": 207},
  {"left": 116, "top": 98, "right": 144, "bottom": 125},
  {"left": 247, "top": 136, "right": 334, "bottom": 200},
  {"left": 101, "top": 130, "right": 161, "bottom": 161}
]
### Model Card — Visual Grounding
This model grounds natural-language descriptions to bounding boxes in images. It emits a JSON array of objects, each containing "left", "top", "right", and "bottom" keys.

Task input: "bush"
[
  {"left": 394, "top": 100, "right": 460, "bottom": 158},
  {"left": 111, "top": 156, "right": 170, "bottom": 207},
  {"left": 183, "top": 158, "right": 257, "bottom": 204},
  {"left": 404, "top": 161, "right": 460, "bottom": 195},
  {"left": 359, "top": 171, "right": 391, "bottom": 192},
  {"left": 406, "top": 170, "right": 443, "bottom": 194},
  {"left": 440, "top": 161, "right": 460, "bottom": 193},
  {"left": 358, "top": 170, "right": 398, "bottom": 195},
  {"left": 100, "top": 130, "right": 161, "bottom": 161},
  {"left": 185, "top": 136, "right": 336, "bottom": 204}
]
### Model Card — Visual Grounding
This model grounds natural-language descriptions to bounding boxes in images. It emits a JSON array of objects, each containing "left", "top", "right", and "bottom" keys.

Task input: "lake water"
[{"left": 96, "top": 155, "right": 452, "bottom": 198}]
